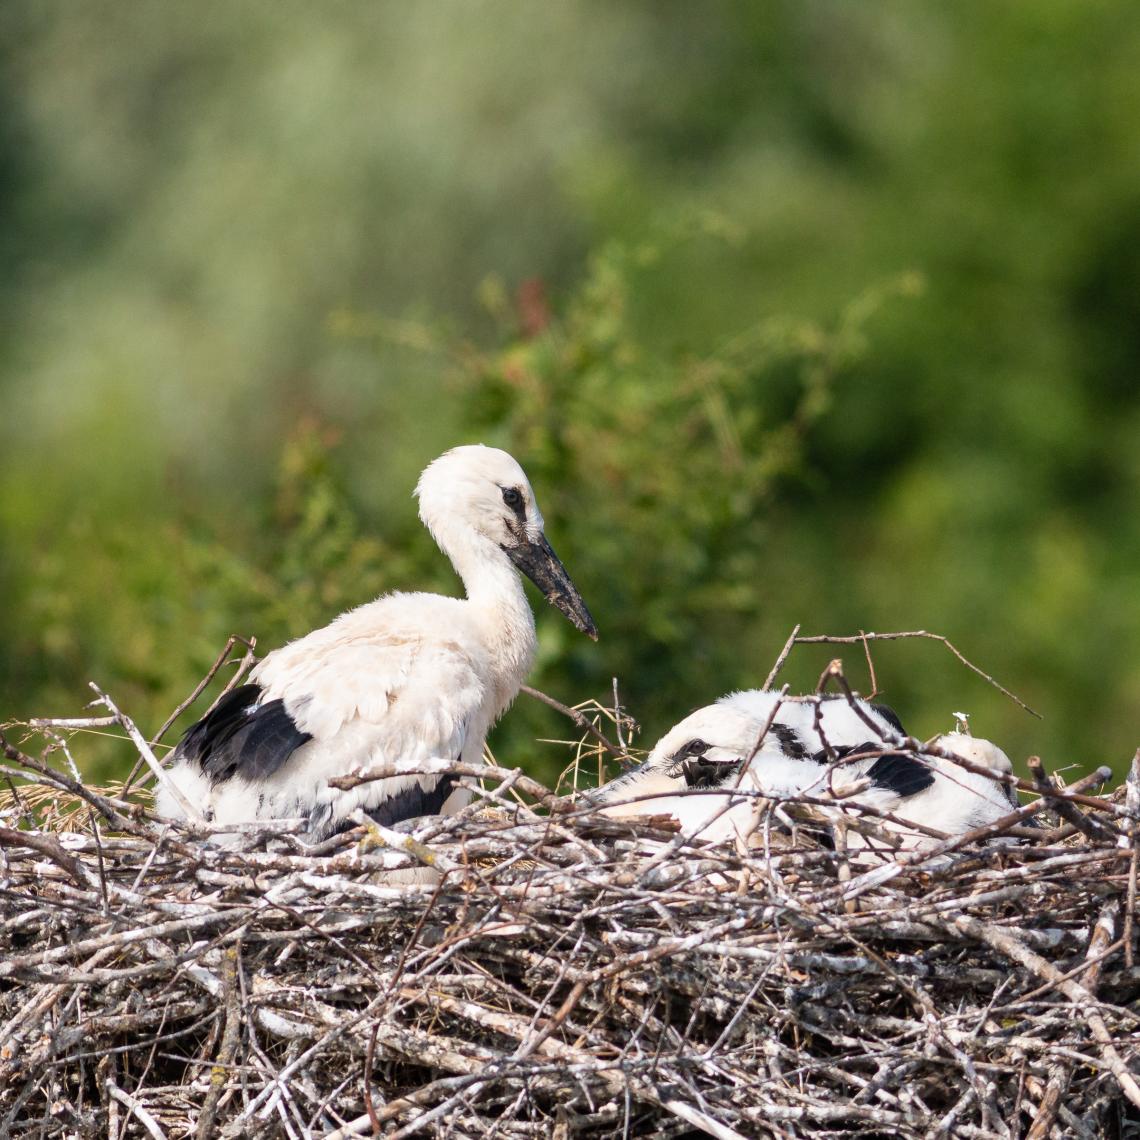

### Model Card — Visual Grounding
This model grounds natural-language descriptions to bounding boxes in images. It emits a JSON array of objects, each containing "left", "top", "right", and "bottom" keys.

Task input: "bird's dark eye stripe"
[{"left": 501, "top": 486, "right": 526, "bottom": 515}]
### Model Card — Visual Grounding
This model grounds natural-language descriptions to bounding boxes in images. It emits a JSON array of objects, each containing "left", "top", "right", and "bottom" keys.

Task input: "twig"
[
  {"left": 196, "top": 944, "right": 243, "bottom": 1140},
  {"left": 1024, "top": 1065, "right": 1071, "bottom": 1140},
  {"left": 88, "top": 683, "right": 204, "bottom": 821},
  {"left": 362, "top": 1020, "right": 382, "bottom": 1136},
  {"left": 762, "top": 623, "right": 801, "bottom": 689},
  {"left": 1126, "top": 749, "right": 1140, "bottom": 970},
  {"left": 793, "top": 629, "right": 1040, "bottom": 717},
  {"left": 106, "top": 1079, "right": 169, "bottom": 1140},
  {"left": 659, "top": 1098, "right": 750, "bottom": 1140},
  {"left": 858, "top": 630, "right": 879, "bottom": 697},
  {"left": 27, "top": 716, "right": 119, "bottom": 729},
  {"left": 0, "top": 826, "right": 90, "bottom": 887},
  {"left": 152, "top": 634, "right": 258, "bottom": 747},
  {"left": 352, "top": 813, "right": 462, "bottom": 876},
  {"left": 612, "top": 677, "right": 629, "bottom": 753},
  {"left": 1028, "top": 755, "right": 1120, "bottom": 842},
  {"left": 520, "top": 685, "right": 627, "bottom": 759},
  {"left": 328, "top": 760, "right": 571, "bottom": 814}
]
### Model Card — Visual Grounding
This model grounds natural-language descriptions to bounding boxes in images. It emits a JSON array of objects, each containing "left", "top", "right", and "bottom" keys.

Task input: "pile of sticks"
[{"left": 2, "top": 700, "right": 1139, "bottom": 1138}]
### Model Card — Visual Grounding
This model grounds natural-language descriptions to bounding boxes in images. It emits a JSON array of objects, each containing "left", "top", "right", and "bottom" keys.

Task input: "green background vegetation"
[{"left": 2, "top": 3, "right": 1138, "bottom": 786}]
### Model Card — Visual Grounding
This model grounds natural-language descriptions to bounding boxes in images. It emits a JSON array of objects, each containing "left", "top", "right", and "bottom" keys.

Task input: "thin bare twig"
[
  {"left": 520, "top": 685, "right": 627, "bottom": 759},
  {"left": 793, "top": 629, "right": 1040, "bottom": 717},
  {"left": 88, "top": 683, "right": 204, "bottom": 821},
  {"left": 762, "top": 623, "right": 801, "bottom": 689},
  {"left": 106, "top": 1080, "right": 168, "bottom": 1140},
  {"left": 158, "top": 634, "right": 258, "bottom": 745}
]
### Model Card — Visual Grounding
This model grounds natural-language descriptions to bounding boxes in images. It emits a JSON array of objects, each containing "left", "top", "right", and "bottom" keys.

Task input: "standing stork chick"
[
  {"left": 158, "top": 445, "right": 598, "bottom": 843},
  {"left": 589, "top": 691, "right": 1016, "bottom": 847}
]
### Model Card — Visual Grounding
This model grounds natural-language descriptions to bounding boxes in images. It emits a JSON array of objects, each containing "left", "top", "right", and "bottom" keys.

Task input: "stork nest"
[{"left": 2, "top": 724, "right": 1140, "bottom": 1139}]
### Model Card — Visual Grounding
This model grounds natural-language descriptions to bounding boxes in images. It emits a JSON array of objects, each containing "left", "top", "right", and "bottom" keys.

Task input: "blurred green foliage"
[{"left": 2, "top": 2, "right": 1139, "bottom": 785}]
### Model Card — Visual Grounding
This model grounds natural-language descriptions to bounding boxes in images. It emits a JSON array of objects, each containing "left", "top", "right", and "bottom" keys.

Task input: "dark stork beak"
[{"left": 504, "top": 534, "right": 599, "bottom": 640}]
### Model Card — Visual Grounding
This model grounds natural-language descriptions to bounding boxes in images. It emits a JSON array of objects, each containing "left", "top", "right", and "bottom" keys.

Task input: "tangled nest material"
[{"left": 2, "top": 651, "right": 1140, "bottom": 1139}]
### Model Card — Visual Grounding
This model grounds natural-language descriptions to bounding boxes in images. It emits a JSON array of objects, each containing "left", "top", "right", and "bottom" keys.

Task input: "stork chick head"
[
  {"left": 590, "top": 702, "right": 775, "bottom": 833},
  {"left": 930, "top": 731, "right": 1019, "bottom": 810},
  {"left": 649, "top": 703, "right": 770, "bottom": 789},
  {"left": 416, "top": 444, "right": 598, "bottom": 639}
]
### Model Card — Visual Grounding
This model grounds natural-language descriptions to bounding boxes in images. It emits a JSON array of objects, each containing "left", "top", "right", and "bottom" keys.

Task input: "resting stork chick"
[
  {"left": 158, "top": 445, "right": 598, "bottom": 843},
  {"left": 589, "top": 691, "right": 1018, "bottom": 847}
]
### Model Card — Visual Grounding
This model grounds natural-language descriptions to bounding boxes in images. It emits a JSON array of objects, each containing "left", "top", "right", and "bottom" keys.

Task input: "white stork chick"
[
  {"left": 589, "top": 691, "right": 1017, "bottom": 847},
  {"left": 157, "top": 444, "right": 598, "bottom": 843},
  {"left": 927, "top": 731, "right": 1020, "bottom": 816}
]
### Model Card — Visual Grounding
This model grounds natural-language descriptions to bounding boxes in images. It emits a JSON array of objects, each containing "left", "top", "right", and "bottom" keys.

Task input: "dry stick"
[
  {"left": 27, "top": 715, "right": 119, "bottom": 729},
  {"left": 741, "top": 684, "right": 791, "bottom": 771},
  {"left": 120, "top": 634, "right": 258, "bottom": 795},
  {"left": 1082, "top": 899, "right": 1120, "bottom": 993},
  {"left": 350, "top": 814, "right": 462, "bottom": 876},
  {"left": 513, "top": 978, "right": 588, "bottom": 1062},
  {"left": 1127, "top": 749, "right": 1140, "bottom": 971},
  {"left": 320, "top": 1076, "right": 485, "bottom": 1140},
  {"left": 1024, "top": 1066, "right": 1072, "bottom": 1140},
  {"left": 329, "top": 760, "right": 568, "bottom": 814},
  {"left": 520, "top": 684, "right": 627, "bottom": 759},
  {"left": 858, "top": 629, "right": 879, "bottom": 697},
  {"left": 0, "top": 826, "right": 90, "bottom": 888},
  {"left": 1018, "top": 939, "right": 1128, "bottom": 1007},
  {"left": 611, "top": 676, "right": 634, "bottom": 753},
  {"left": 362, "top": 1020, "right": 383, "bottom": 1136},
  {"left": 88, "top": 808, "right": 111, "bottom": 917},
  {"left": 657, "top": 1100, "right": 750, "bottom": 1140},
  {"left": 152, "top": 634, "right": 258, "bottom": 747},
  {"left": 1028, "top": 755, "right": 1121, "bottom": 842},
  {"left": 794, "top": 630, "right": 1040, "bottom": 717},
  {"left": 88, "top": 683, "right": 204, "bottom": 821},
  {"left": 762, "top": 623, "right": 801, "bottom": 689},
  {"left": 951, "top": 912, "right": 1140, "bottom": 1111},
  {"left": 0, "top": 771, "right": 32, "bottom": 827},
  {"left": 814, "top": 660, "right": 899, "bottom": 744},
  {"left": 105, "top": 1079, "right": 169, "bottom": 1140},
  {"left": 195, "top": 945, "right": 243, "bottom": 1140}
]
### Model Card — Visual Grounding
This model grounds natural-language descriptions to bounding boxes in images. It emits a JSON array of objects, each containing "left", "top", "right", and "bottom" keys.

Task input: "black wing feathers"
[
  {"left": 770, "top": 722, "right": 809, "bottom": 758},
  {"left": 814, "top": 738, "right": 935, "bottom": 799},
  {"left": 865, "top": 752, "right": 936, "bottom": 798},
  {"left": 361, "top": 774, "right": 458, "bottom": 828},
  {"left": 178, "top": 683, "right": 312, "bottom": 784},
  {"left": 869, "top": 701, "right": 906, "bottom": 736}
]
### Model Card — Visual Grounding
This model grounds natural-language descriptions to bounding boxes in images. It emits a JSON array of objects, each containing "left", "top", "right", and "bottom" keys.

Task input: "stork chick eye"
[
  {"left": 665, "top": 738, "right": 713, "bottom": 778},
  {"left": 501, "top": 486, "right": 525, "bottom": 512}
]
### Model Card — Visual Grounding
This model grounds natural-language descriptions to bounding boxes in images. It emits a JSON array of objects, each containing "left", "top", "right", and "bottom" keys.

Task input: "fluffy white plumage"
[
  {"left": 590, "top": 690, "right": 1018, "bottom": 848},
  {"left": 158, "top": 445, "right": 597, "bottom": 843}
]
